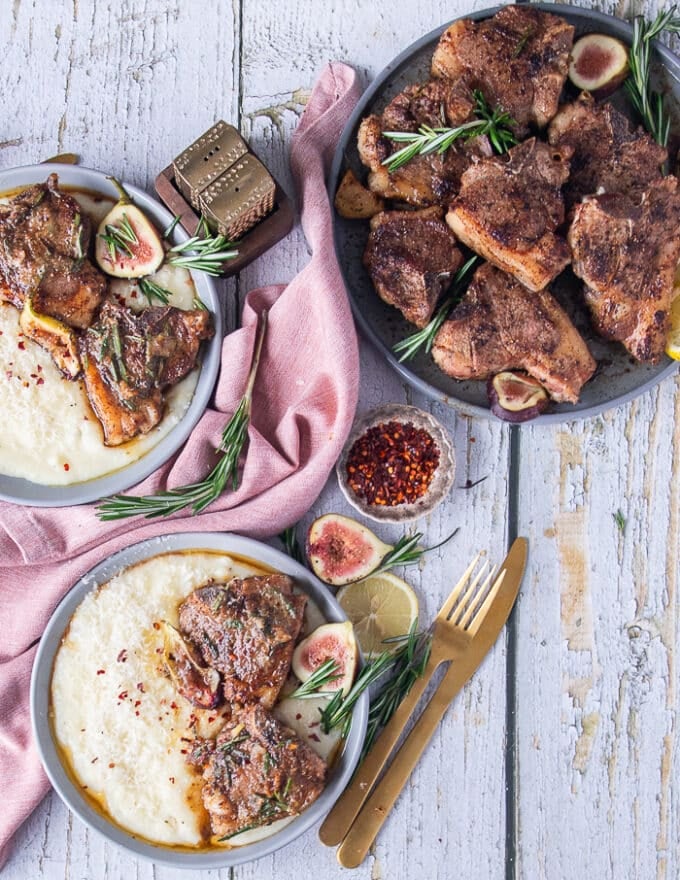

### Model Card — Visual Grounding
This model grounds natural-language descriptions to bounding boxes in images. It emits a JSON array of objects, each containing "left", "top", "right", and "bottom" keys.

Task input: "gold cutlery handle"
[
  {"left": 336, "top": 664, "right": 462, "bottom": 868},
  {"left": 318, "top": 660, "right": 438, "bottom": 846}
]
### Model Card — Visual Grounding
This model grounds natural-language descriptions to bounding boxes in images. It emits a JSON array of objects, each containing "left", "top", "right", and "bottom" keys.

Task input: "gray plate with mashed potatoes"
[
  {"left": 30, "top": 531, "right": 369, "bottom": 869},
  {"left": 0, "top": 164, "right": 223, "bottom": 507}
]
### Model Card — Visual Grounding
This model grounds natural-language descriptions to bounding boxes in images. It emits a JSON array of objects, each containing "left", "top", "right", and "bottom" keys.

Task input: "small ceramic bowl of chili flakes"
[{"left": 336, "top": 404, "right": 455, "bottom": 523}]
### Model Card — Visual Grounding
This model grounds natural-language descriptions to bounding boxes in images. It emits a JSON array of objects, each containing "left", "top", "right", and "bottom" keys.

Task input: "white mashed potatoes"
[
  {"left": 51, "top": 552, "right": 341, "bottom": 850},
  {"left": 0, "top": 190, "right": 205, "bottom": 486}
]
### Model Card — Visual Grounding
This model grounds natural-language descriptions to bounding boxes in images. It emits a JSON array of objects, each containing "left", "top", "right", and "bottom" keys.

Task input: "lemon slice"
[
  {"left": 666, "top": 294, "right": 680, "bottom": 361},
  {"left": 337, "top": 572, "right": 419, "bottom": 657}
]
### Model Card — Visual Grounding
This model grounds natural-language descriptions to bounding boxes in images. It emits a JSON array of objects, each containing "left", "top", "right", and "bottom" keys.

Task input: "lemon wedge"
[
  {"left": 666, "top": 293, "right": 680, "bottom": 361},
  {"left": 336, "top": 572, "right": 419, "bottom": 657}
]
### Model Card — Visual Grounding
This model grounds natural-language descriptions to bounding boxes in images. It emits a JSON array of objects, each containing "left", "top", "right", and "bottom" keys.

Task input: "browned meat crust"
[
  {"left": 363, "top": 207, "right": 463, "bottom": 328},
  {"left": 548, "top": 93, "right": 668, "bottom": 210},
  {"left": 78, "top": 298, "right": 213, "bottom": 446},
  {"left": 195, "top": 704, "right": 326, "bottom": 840},
  {"left": 0, "top": 174, "right": 103, "bottom": 326},
  {"left": 179, "top": 575, "right": 307, "bottom": 709},
  {"left": 568, "top": 177, "right": 680, "bottom": 363},
  {"left": 431, "top": 6, "right": 574, "bottom": 132},
  {"left": 357, "top": 80, "right": 491, "bottom": 208},
  {"left": 432, "top": 262, "right": 596, "bottom": 403},
  {"left": 446, "top": 138, "right": 572, "bottom": 291}
]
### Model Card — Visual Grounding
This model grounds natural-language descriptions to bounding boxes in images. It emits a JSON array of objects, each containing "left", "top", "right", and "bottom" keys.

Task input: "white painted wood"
[{"left": 1, "top": 1, "right": 679, "bottom": 879}]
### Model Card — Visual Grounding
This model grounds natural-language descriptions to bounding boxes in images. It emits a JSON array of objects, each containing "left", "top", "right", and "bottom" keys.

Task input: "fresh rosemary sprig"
[
  {"left": 96, "top": 311, "right": 268, "bottom": 520},
  {"left": 167, "top": 228, "right": 238, "bottom": 276},
  {"left": 163, "top": 214, "right": 182, "bottom": 240},
  {"left": 382, "top": 91, "right": 517, "bottom": 172},
  {"left": 287, "top": 658, "right": 342, "bottom": 699},
  {"left": 100, "top": 212, "right": 138, "bottom": 260},
  {"left": 279, "top": 524, "right": 306, "bottom": 564},
  {"left": 393, "top": 255, "right": 479, "bottom": 362},
  {"left": 368, "top": 526, "right": 459, "bottom": 579},
  {"left": 138, "top": 277, "right": 172, "bottom": 305},
  {"left": 319, "top": 620, "right": 432, "bottom": 761},
  {"left": 626, "top": 6, "right": 680, "bottom": 147}
]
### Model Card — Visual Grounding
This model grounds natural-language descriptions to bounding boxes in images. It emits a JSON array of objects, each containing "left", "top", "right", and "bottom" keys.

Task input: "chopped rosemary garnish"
[
  {"left": 138, "top": 277, "right": 172, "bottom": 305},
  {"left": 368, "top": 527, "right": 459, "bottom": 579},
  {"left": 382, "top": 91, "right": 517, "bottom": 172},
  {"left": 512, "top": 26, "right": 534, "bottom": 58},
  {"left": 626, "top": 6, "right": 680, "bottom": 147},
  {"left": 319, "top": 619, "right": 432, "bottom": 761},
  {"left": 100, "top": 212, "right": 138, "bottom": 260},
  {"left": 287, "top": 658, "right": 342, "bottom": 700},
  {"left": 167, "top": 227, "right": 238, "bottom": 276},
  {"left": 96, "top": 311, "right": 268, "bottom": 520},
  {"left": 192, "top": 295, "right": 208, "bottom": 311},
  {"left": 218, "top": 822, "right": 260, "bottom": 841},
  {"left": 279, "top": 524, "right": 305, "bottom": 564},
  {"left": 163, "top": 214, "right": 182, "bottom": 239},
  {"left": 393, "top": 255, "right": 479, "bottom": 362}
]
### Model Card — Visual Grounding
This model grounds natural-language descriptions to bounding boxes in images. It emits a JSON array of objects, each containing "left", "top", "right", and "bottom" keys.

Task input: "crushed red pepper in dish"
[{"left": 345, "top": 420, "right": 440, "bottom": 507}]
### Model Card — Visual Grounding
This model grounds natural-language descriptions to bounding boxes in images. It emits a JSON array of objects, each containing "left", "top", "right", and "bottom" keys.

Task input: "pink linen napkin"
[{"left": 0, "top": 61, "right": 361, "bottom": 868}]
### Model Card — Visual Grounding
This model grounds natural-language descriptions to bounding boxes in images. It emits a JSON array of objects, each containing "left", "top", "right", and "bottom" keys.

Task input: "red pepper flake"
[
  {"left": 207, "top": 715, "right": 216, "bottom": 723},
  {"left": 117, "top": 649, "right": 127, "bottom": 662},
  {"left": 63, "top": 463, "right": 70, "bottom": 472},
  {"left": 170, "top": 701, "right": 178, "bottom": 710},
  {"left": 153, "top": 622, "right": 161, "bottom": 630},
  {"left": 36, "top": 377, "right": 44, "bottom": 385},
  {"left": 96, "top": 669, "right": 106, "bottom": 675},
  {"left": 5, "top": 371, "right": 12, "bottom": 379},
  {"left": 295, "top": 713, "right": 302, "bottom": 720},
  {"left": 135, "top": 711, "right": 140, "bottom": 716},
  {"left": 345, "top": 420, "right": 440, "bottom": 507},
  {"left": 309, "top": 720, "right": 320, "bottom": 728},
  {"left": 118, "top": 690, "right": 128, "bottom": 701},
  {"left": 91, "top": 757, "right": 98, "bottom": 764},
  {"left": 37, "top": 364, "right": 42, "bottom": 371},
  {"left": 17, "top": 341, "right": 25, "bottom": 350},
  {"left": 134, "top": 700, "right": 141, "bottom": 708},
  {"left": 308, "top": 732, "right": 321, "bottom": 742},
  {"left": 108, "top": 762, "right": 115, "bottom": 769},
  {"left": 137, "top": 682, "right": 145, "bottom": 692},
  {"left": 169, "top": 777, "right": 175, "bottom": 784}
]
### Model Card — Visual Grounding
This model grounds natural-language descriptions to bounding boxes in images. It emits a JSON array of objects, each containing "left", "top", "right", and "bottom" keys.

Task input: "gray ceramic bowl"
[
  {"left": 329, "top": 4, "right": 680, "bottom": 424},
  {"left": 0, "top": 164, "right": 223, "bottom": 506},
  {"left": 30, "top": 532, "right": 369, "bottom": 869}
]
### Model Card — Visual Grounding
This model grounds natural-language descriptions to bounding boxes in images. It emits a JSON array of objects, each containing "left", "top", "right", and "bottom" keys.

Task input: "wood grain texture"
[{"left": 0, "top": 0, "right": 679, "bottom": 878}]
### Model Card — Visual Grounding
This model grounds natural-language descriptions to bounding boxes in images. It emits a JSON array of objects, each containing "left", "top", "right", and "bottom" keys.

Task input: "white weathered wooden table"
[{"left": 1, "top": 1, "right": 679, "bottom": 877}]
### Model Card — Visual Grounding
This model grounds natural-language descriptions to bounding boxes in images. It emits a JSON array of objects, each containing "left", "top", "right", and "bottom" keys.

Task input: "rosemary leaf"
[
  {"left": 163, "top": 214, "right": 182, "bottom": 239},
  {"left": 278, "top": 524, "right": 305, "bottom": 564},
  {"left": 167, "top": 227, "right": 238, "bottom": 276},
  {"left": 286, "top": 658, "right": 342, "bottom": 700},
  {"left": 96, "top": 311, "right": 268, "bottom": 521},
  {"left": 393, "top": 254, "right": 479, "bottom": 362},
  {"left": 368, "top": 527, "right": 459, "bottom": 579},
  {"left": 138, "top": 277, "right": 173, "bottom": 305}
]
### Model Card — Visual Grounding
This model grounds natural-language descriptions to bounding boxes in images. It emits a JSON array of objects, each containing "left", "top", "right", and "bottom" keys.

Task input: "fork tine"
[
  {"left": 436, "top": 552, "right": 483, "bottom": 620},
  {"left": 468, "top": 568, "right": 507, "bottom": 636},
  {"left": 456, "top": 565, "right": 497, "bottom": 629},
  {"left": 449, "top": 560, "right": 489, "bottom": 626}
]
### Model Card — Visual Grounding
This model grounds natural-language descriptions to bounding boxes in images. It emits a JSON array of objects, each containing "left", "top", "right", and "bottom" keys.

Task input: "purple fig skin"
[
  {"left": 487, "top": 372, "right": 550, "bottom": 423},
  {"left": 569, "top": 34, "right": 629, "bottom": 100},
  {"left": 306, "top": 514, "right": 390, "bottom": 586},
  {"left": 292, "top": 622, "right": 358, "bottom": 696}
]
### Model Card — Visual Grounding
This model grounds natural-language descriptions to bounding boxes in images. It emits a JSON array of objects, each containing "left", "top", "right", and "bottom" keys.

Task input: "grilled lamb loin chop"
[
  {"left": 0, "top": 174, "right": 104, "bottom": 325},
  {"left": 357, "top": 80, "right": 491, "bottom": 208},
  {"left": 191, "top": 704, "right": 326, "bottom": 840},
  {"left": 568, "top": 176, "right": 680, "bottom": 363},
  {"left": 78, "top": 298, "right": 213, "bottom": 446},
  {"left": 446, "top": 138, "right": 572, "bottom": 291},
  {"left": 431, "top": 5, "right": 574, "bottom": 133},
  {"left": 548, "top": 93, "right": 668, "bottom": 210},
  {"left": 363, "top": 207, "right": 463, "bottom": 328},
  {"left": 178, "top": 575, "right": 307, "bottom": 709},
  {"left": 432, "top": 263, "right": 596, "bottom": 403}
]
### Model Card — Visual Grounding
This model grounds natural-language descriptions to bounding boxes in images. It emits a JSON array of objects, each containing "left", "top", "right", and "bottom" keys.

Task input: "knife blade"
[{"left": 336, "top": 536, "right": 527, "bottom": 868}]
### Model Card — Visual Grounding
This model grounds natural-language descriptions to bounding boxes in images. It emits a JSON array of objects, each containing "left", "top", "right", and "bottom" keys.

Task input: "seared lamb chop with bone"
[
  {"left": 568, "top": 176, "right": 680, "bottom": 363},
  {"left": 363, "top": 207, "right": 463, "bottom": 328},
  {"left": 446, "top": 138, "right": 572, "bottom": 291},
  {"left": 548, "top": 93, "right": 668, "bottom": 211},
  {"left": 78, "top": 298, "right": 213, "bottom": 446},
  {"left": 432, "top": 263, "right": 596, "bottom": 404},
  {"left": 431, "top": 5, "right": 574, "bottom": 134}
]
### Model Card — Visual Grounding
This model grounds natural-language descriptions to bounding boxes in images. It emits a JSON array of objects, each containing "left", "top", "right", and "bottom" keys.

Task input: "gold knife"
[
  {"left": 336, "top": 536, "right": 527, "bottom": 868},
  {"left": 41, "top": 153, "right": 79, "bottom": 164}
]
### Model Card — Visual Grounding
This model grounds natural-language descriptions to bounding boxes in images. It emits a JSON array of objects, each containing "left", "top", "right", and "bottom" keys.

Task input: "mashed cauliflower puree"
[
  {"left": 50, "top": 551, "right": 340, "bottom": 849},
  {"left": 0, "top": 191, "right": 202, "bottom": 486}
]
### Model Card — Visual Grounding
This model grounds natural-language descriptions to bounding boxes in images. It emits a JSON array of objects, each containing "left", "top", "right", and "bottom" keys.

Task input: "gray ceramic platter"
[
  {"left": 0, "top": 164, "right": 223, "bottom": 506},
  {"left": 329, "top": 4, "right": 680, "bottom": 424},
  {"left": 30, "top": 531, "right": 369, "bottom": 869}
]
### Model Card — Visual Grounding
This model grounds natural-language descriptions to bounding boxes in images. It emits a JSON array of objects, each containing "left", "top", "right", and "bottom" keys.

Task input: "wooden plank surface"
[{"left": 0, "top": 1, "right": 678, "bottom": 879}]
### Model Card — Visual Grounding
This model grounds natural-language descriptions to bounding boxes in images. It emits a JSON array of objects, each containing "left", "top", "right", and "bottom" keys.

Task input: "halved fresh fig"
[
  {"left": 306, "top": 513, "right": 391, "bottom": 586},
  {"left": 487, "top": 371, "right": 550, "bottom": 423},
  {"left": 161, "top": 621, "right": 221, "bottom": 709},
  {"left": 292, "top": 621, "right": 358, "bottom": 696},
  {"left": 334, "top": 169, "right": 385, "bottom": 219},
  {"left": 95, "top": 178, "right": 165, "bottom": 279},
  {"left": 569, "top": 34, "right": 629, "bottom": 99},
  {"left": 19, "top": 296, "right": 80, "bottom": 379}
]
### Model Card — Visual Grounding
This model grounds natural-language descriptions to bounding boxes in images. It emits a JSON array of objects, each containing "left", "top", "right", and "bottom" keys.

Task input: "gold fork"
[{"left": 319, "top": 553, "right": 499, "bottom": 847}]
